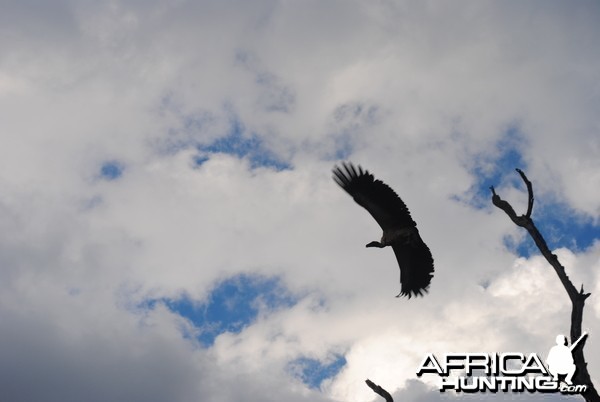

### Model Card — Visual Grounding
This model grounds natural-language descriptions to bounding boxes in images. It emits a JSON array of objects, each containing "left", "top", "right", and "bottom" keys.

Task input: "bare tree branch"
[
  {"left": 515, "top": 168, "right": 534, "bottom": 217},
  {"left": 490, "top": 169, "right": 598, "bottom": 402},
  {"left": 365, "top": 379, "right": 393, "bottom": 402}
]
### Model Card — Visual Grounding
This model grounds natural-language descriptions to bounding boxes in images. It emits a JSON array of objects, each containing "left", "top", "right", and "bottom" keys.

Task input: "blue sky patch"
[
  {"left": 192, "top": 155, "right": 209, "bottom": 167},
  {"left": 454, "top": 126, "right": 599, "bottom": 257},
  {"left": 502, "top": 234, "right": 532, "bottom": 258},
  {"left": 502, "top": 200, "right": 600, "bottom": 257},
  {"left": 288, "top": 354, "right": 347, "bottom": 389},
  {"left": 535, "top": 204, "right": 600, "bottom": 252},
  {"left": 99, "top": 161, "right": 124, "bottom": 180},
  {"left": 196, "top": 117, "right": 291, "bottom": 170},
  {"left": 459, "top": 126, "right": 528, "bottom": 209},
  {"left": 142, "top": 274, "right": 297, "bottom": 347}
]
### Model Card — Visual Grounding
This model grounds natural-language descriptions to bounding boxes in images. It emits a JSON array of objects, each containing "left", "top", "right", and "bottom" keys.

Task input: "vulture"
[{"left": 332, "top": 162, "right": 434, "bottom": 298}]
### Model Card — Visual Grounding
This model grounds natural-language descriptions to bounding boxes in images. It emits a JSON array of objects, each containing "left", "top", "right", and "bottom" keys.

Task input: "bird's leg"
[{"left": 366, "top": 241, "right": 385, "bottom": 248}]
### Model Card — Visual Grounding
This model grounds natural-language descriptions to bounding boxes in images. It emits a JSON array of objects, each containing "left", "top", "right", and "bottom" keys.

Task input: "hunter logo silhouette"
[{"left": 546, "top": 332, "right": 588, "bottom": 385}]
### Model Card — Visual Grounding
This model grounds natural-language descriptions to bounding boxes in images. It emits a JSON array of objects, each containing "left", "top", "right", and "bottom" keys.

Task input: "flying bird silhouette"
[{"left": 332, "top": 162, "right": 434, "bottom": 298}]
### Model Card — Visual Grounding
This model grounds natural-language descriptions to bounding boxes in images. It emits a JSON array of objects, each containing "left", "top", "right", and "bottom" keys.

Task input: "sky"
[{"left": 1, "top": 1, "right": 599, "bottom": 401}]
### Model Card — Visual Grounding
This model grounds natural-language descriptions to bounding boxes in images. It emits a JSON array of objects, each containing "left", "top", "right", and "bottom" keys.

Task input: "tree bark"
[
  {"left": 490, "top": 169, "right": 599, "bottom": 401},
  {"left": 365, "top": 379, "right": 393, "bottom": 402}
]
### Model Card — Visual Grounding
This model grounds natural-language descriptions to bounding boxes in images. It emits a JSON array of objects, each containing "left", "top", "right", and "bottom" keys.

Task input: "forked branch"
[{"left": 490, "top": 169, "right": 598, "bottom": 402}]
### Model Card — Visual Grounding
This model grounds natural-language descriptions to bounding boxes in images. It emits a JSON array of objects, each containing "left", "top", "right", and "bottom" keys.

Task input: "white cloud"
[{"left": 0, "top": 1, "right": 599, "bottom": 401}]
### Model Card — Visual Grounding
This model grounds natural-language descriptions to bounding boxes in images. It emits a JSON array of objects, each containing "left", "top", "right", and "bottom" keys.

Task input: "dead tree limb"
[
  {"left": 490, "top": 169, "right": 598, "bottom": 401},
  {"left": 365, "top": 379, "right": 393, "bottom": 402}
]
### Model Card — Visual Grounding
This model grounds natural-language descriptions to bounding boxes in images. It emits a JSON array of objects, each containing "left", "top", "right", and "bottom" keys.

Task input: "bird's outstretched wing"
[
  {"left": 333, "top": 161, "right": 435, "bottom": 298},
  {"left": 392, "top": 233, "right": 434, "bottom": 298},
  {"left": 332, "top": 162, "right": 416, "bottom": 231}
]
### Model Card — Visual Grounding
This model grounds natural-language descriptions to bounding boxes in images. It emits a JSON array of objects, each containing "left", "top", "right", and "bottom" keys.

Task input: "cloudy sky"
[{"left": 1, "top": 1, "right": 599, "bottom": 401}]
